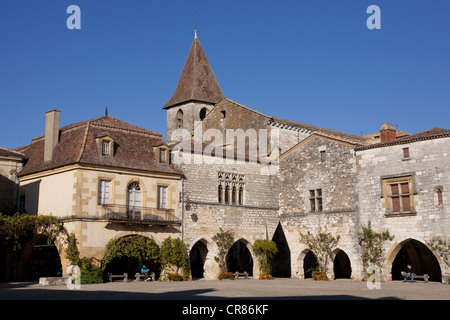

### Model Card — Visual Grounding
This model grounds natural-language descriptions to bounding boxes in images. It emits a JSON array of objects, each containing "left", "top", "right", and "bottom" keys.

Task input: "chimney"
[
  {"left": 44, "top": 109, "right": 60, "bottom": 162},
  {"left": 380, "top": 123, "right": 396, "bottom": 142}
]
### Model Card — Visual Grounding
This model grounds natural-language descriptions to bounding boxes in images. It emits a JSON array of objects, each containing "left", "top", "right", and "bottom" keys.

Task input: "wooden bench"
[
  {"left": 414, "top": 274, "right": 429, "bottom": 283},
  {"left": 135, "top": 272, "right": 155, "bottom": 281},
  {"left": 108, "top": 273, "right": 128, "bottom": 282},
  {"left": 234, "top": 271, "right": 249, "bottom": 279},
  {"left": 402, "top": 272, "right": 429, "bottom": 283}
]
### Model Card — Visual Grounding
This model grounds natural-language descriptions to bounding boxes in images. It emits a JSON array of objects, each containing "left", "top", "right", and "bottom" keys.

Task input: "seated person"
[
  {"left": 141, "top": 265, "right": 150, "bottom": 281},
  {"left": 401, "top": 264, "right": 416, "bottom": 282}
]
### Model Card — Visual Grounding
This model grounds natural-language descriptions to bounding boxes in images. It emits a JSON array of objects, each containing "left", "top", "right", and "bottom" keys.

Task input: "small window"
[
  {"left": 102, "top": 140, "right": 111, "bottom": 156},
  {"left": 200, "top": 108, "right": 208, "bottom": 121},
  {"left": 176, "top": 109, "right": 184, "bottom": 129},
  {"left": 98, "top": 179, "right": 111, "bottom": 205},
  {"left": 320, "top": 150, "right": 326, "bottom": 162},
  {"left": 159, "top": 148, "right": 166, "bottom": 163},
  {"left": 403, "top": 147, "right": 410, "bottom": 159},
  {"left": 220, "top": 110, "right": 226, "bottom": 119},
  {"left": 310, "top": 189, "right": 322, "bottom": 212},
  {"left": 435, "top": 186, "right": 444, "bottom": 206},
  {"left": 158, "top": 186, "right": 167, "bottom": 209}
]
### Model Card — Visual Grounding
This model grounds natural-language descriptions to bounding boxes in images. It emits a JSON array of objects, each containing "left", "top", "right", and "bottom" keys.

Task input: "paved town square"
[{"left": 1, "top": 278, "right": 448, "bottom": 300}]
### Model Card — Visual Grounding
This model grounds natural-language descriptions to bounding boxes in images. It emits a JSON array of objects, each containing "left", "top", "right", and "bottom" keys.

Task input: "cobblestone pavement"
[{"left": 0, "top": 278, "right": 449, "bottom": 300}]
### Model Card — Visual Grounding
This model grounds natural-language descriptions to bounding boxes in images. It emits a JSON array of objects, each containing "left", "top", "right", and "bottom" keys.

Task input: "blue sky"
[{"left": 1, "top": 0, "right": 449, "bottom": 149}]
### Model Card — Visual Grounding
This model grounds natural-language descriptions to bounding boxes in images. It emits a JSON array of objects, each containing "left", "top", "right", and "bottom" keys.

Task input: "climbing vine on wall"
[
  {"left": 357, "top": 221, "right": 394, "bottom": 280},
  {"left": 0, "top": 213, "right": 66, "bottom": 251},
  {"left": 101, "top": 235, "right": 160, "bottom": 271},
  {"left": 299, "top": 231, "right": 340, "bottom": 276},
  {"left": 428, "top": 238, "right": 450, "bottom": 267},
  {"left": 212, "top": 228, "right": 235, "bottom": 274}
]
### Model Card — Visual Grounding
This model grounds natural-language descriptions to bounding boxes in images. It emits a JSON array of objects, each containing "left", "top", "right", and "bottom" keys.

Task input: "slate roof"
[
  {"left": 16, "top": 115, "right": 183, "bottom": 177},
  {"left": 163, "top": 36, "right": 225, "bottom": 109}
]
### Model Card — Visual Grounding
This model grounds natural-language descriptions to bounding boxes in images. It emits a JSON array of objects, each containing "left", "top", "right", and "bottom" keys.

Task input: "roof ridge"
[
  {"left": 77, "top": 121, "right": 90, "bottom": 162},
  {"left": 355, "top": 127, "right": 450, "bottom": 151}
]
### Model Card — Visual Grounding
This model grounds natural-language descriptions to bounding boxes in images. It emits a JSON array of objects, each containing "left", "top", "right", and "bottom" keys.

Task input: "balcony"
[{"left": 102, "top": 204, "right": 181, "bottom": 226}]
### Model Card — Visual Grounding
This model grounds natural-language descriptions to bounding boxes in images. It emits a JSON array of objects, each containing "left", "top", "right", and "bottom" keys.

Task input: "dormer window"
[
  {"left": 102, "top": 140, "right": 111, "bottom": 156},
  {"left": 154, "top": 144, "right": 169, "bottom": 164},
  {"left": 159, "top": 148, "right": 166, "bottom": 163},
  {"left": 96, "top": 134, "right": 114, "bottom": 158}
]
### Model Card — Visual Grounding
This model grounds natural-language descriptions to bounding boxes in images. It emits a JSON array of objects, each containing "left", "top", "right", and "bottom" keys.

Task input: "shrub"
[
  {"left": 166, "top": 273, "right": 184, "bottom": 281},
  {"left": 259, "top": 272, "right": 273, "bottom": 280},
  {"left": 218, "top": 272, "right": 235, "bottom": 280},
  {"left": 160, "top": 237, "right": 190, "bottom": 281},
  {"left": 252, "top": 239, "right": 278, "bottom": 275},
  {"left": 79, "top": 257, "right": 103, "bottom": 284},
  {"left": 312, "top": 270, "right": 329, "bottom": 281}
]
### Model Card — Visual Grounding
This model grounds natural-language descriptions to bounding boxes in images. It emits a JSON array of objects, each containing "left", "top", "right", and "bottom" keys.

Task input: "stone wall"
[
  {"left": 177, "top": 152, "right": 280, "bottom": 278},
  {"left": 356, "top": 137, "right": 450, "bottom": 278},
  {"left": 278, "top": 134, "right": 363, "bottom": 279}
]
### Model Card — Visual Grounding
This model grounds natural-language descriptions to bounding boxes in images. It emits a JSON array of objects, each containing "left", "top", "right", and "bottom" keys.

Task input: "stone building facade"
[
  {"left": 14, "top": 110, "right": 183, "bottom": 279},
  {"left": 0, "top": 146, "right": 24, "bottom": 214},
  {"left": 355, "top": 128, "right": 450, "bottom": 282},
  {"left": 164, "top": 33, "right": 449, "bottom": 282},
  {"left": 5, "top": 32, "right": 449, "bottom": 283},
  {"left": 278, "top": 132, "right": 364, "bottom": 279}
]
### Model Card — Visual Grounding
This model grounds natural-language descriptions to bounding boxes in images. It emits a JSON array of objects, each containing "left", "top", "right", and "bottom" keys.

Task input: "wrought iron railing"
[{"left": 102, "top": 204, "right": 180, "bottom": 225}]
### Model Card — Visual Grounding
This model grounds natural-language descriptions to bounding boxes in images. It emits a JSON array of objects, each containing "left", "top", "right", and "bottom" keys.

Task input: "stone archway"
[
  {"left": 303, "top": 250, "right": 318, "bottom": 279},
  {"left": 189, "top": 239, "right": 208, "bottom": 279},
  {"left": 333, "top": 249, "right": 352, "bottom": 279},
  {"left": 270, "top": 222, "right": 291, "bottom": 278},
  {"left": 17, "top": 234, "right": 63, "bottom": 281},
  {"left": 227, "top": 239, "right": 254, "bottom": 276},
  {"left": 102, "top": 235, "right": 161, "bottom": 279},
  {"left": 389, "top": 238, "right": 442, "bottom": 282}
]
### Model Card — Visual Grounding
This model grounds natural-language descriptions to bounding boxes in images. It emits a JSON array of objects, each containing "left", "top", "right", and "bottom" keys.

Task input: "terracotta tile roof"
[
  {"left": 355, "top": 127, "right": 450, "bottom": 151},
  {"left": 0, "top": 146, "right": 25, "bottom": 159},
  {"left": 270, "top": 116, "right": 368, "bottom": 144},
  {"left": 17, "top": 115, "right": 183, "bottom": 177},
  {"left": 280, "top": 131, "right": 367, "bottom": 160},
  {"left": 163, "top": 37, "right": 225, "bottom": 109},
  {"left": 362, "top": 129, "right": 411, "bottom": 144}
]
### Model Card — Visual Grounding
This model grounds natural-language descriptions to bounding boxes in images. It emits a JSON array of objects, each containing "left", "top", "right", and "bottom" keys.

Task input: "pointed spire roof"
[{"left": 163, "top": 32, "right": 225, "bottom": 109}]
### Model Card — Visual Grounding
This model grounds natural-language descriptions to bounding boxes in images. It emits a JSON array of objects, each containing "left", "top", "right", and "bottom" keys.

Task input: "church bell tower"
[{"left": 163, "top": 30, "right": 225, "bottom": 143}]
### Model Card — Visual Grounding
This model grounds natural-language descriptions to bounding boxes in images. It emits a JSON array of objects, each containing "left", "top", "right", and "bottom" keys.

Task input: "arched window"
[
  {"left": 176, "top": 109, "right": 184, "bottom": 129},
  {"left": 218, "top": 184, "right": 223, "bottom": 204},
  {"left": 232, "top": 186, "right": 237, "bottom": 204},
  {"left": 199, "top": 107, "right": 208, "bottom": 121},
  {"left": 225, "top": 185, "right": 230, "bottom": 204},
  {"left": 238, "top": 186, "right": 244, "bottom": 205},
  {"left": 127, "top": 182, "right": 142, "bottom": 220}
]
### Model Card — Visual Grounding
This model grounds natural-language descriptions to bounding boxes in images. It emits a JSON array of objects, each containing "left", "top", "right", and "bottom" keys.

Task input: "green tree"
[
  {"left": 252, "top": 239, "right": 278, "bottom": 274},
  {"left": 160, "top": 236, "right": 190, "bottom": 281}
]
